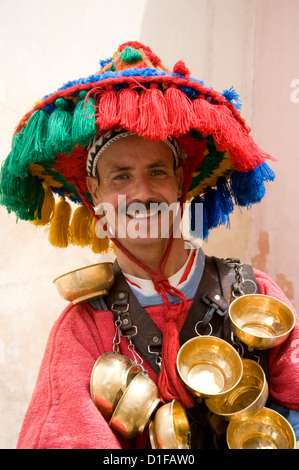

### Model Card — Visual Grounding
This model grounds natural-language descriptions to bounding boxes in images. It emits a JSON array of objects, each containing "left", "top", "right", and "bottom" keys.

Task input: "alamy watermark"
[
  {"left": 93, "top": 196, "right": 203, "bottom": 245},
  {"left": 290, "top": 79, "right": 299, "bottom": 103}
]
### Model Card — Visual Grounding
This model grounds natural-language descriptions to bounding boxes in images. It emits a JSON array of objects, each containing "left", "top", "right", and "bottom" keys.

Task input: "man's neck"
[{"left": 115, "top": 237, "right": 190, "bottom": 280}]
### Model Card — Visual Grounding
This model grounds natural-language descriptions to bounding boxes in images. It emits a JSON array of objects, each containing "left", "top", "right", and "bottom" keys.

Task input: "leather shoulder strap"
[
  {"left": 179, "top": 256, "right": 229, "bottom": 344},
  {"left": 105, "top": 261, "right": 163, "bottom": 374}
]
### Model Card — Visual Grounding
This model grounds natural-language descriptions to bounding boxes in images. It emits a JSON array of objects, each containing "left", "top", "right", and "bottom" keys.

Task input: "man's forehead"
[
  {"left": 87, "top": 131, "right": 179, "bottom": 177},
  {"left": 102, "top": 158, "right": 174, "bottom": 174}
]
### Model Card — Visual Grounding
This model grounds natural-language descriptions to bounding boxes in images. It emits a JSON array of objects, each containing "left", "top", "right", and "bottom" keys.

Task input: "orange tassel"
[
  {"left": 96, "top": 86, "right": 120, "bottom": 130},
  {"left": 48, "top": 197, "right": 72, "bottom": 248},
  {"left": 70, "top": 204, "right": 93, "bottom": 246},
  {"left": 32, "top": 183, "right": 55, "bottom": 226},
  {"left": 90, "top": 217, "right": 110, "bottom": 254},
  {"left": 137, "top": 83, "right": 168, "bottom": 140}
]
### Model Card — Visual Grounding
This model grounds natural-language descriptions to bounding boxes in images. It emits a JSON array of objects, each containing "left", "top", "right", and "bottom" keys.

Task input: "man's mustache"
[{"left": 125, "top": 199, "right": 169, "bottom": 215}]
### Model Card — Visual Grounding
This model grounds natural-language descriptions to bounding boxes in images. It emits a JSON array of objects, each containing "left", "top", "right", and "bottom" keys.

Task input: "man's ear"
[{"left": 86, "top": 176, "right": 101, "bottom": 205}]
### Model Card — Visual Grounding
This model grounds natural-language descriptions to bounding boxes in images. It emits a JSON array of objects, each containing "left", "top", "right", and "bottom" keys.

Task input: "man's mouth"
[
  {"left": 126, "top": 207, "right": 160, "bottom": 219},
  {"left": 125, "top": 202, "right": 167, "bottom": 220}
]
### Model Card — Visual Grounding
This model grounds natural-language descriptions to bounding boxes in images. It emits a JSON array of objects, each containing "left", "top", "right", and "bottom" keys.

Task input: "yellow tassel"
[
  {"left": 32, "top": 184, "right": 55, "bottom": 226},
  {"left": 48, "top": 196, "right": 72, "bottom": 248},
  {"left": 90, "top": 217, "right": 110, "bottom": 254},
  {"left": 70, "top": 205, "right": 93, "bottom": 246}
]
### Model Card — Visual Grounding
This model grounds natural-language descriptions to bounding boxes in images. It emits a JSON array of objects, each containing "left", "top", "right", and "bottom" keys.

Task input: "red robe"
[{"left": 17, "top": 268, "right": 299, "bottom": 449}]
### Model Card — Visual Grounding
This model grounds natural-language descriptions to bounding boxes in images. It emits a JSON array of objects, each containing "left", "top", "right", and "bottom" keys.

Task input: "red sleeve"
[
  {"left": 254, "top": 268, "right": 299, "bottom": 410},
  {"left": 17, "top": 303, "right": 124, "bottom": 449}
]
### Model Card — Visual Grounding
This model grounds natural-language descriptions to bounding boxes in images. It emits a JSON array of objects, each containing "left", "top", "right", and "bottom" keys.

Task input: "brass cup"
[
  {"left": 90, "top": 352, "right": 141, "bottom": 420},
  {"left": 176, "top": 336, "right": 243, "bottom": 398},
  {"left": 226, "top": 407, "right": 296, "bottom": 449},
  {"left": 53, "top": 262, "right": 114, "bottom": 304},
  {"left": 205, "top": 359, "right": 268, "bottom": 421},
  {"left": 109, "top": 372, "right": 162, "bottom": 439},
  {"left": 229, "top": 294, "right": 295, "bottom": 350},
  {"left": 149, "top": 400, "right": 190, "bottom": 449}
]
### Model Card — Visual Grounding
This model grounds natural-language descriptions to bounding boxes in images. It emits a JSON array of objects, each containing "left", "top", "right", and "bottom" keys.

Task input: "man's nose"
[{"left": 130, "top": 176, "right": 154, "bottom": 201}]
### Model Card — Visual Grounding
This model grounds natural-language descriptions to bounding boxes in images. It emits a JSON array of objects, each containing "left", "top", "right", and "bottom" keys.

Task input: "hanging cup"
[
  {"left": 109, "top": 371, "right": 161, "bottom": 439},
  {"left": 149, "top": 399, "right": 190, "bottom": 449},
  {"left": 176, "top": 336, "right": 243, "bottom": 399},
  {"left": 229, "top": 294, "right": 295, "bottom": 350},
  {"left": 54, "top": 262, "right": 114, "bottom": 304},
  {"left": 90, "top": 352, "right": 141, "bottom": 420},
  {"left": 226, "top": 407, "right": 296, "bottom": 449},
  {"left": 205, "top": 359, "right": 268, "bottom": 421}
]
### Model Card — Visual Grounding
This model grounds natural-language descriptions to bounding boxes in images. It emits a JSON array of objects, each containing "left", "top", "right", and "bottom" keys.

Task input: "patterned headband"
[{"left": 87, "top": 129, "right": 180, "bottom": 177}]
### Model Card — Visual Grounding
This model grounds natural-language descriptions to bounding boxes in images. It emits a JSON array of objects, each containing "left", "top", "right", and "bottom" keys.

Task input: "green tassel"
[
  {"left": 71, "top": 90, "right": 96, "bottom": 146},
  {"left": 3, "top": 127, "right": 26, "bottom": 181},
  {"left": 45, "top": 98, "right": 73, "bottom": 156},
  {"left": 0, "top": 151, "right": 44, "bottom": 221},
  {"left": 119, "top": 46, "right": 143, "bottom": 64},
  {"left": 14, "top": 110, "right": 49, "bottom": 178}
]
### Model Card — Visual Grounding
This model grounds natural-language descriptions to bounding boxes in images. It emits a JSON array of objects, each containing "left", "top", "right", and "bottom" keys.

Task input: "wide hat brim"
[{"left": 0, "top": 41, "right": 275, "bottom": 251}]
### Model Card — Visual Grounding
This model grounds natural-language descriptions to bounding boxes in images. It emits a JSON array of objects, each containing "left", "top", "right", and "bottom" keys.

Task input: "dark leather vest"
[{"left": 95, "top": 255, "right": 269, "bottom": 449}]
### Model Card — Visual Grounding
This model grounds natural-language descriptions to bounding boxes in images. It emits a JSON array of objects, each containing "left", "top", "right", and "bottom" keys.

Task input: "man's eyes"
[
  {"left": 112, "top": 169, "right": 168, "bottom": 182},
  {"left": 113, "top": 174, "right": 130, "bottom": 181}
]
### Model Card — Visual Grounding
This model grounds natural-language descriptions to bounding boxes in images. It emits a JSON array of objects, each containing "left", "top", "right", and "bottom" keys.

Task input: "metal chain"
[
  {"left": 225, "top": 257, "right": 257, "bottom": 298},
  {"left": 112, "top": 315, "right": 122, "bottom": 353},
  {"left": 127, "top": 340, "right": 145, "bottom": 370},
  {"left": 111, "top": 310, "right": 145, "bottom": 370}
]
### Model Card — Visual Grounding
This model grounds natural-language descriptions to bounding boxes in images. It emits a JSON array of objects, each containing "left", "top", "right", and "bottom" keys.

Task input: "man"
[{"left": 1, "top": 42, "right": 298, "bottom": 449}]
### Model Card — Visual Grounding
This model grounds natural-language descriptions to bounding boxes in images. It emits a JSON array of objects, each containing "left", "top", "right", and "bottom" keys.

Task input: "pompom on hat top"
[{"left": 0, "top": 41, "right": 276, "bottom": 252}]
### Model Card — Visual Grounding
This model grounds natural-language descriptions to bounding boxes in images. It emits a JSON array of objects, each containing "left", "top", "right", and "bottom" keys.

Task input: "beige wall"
[{"left": 0, "top": 0, "right": 297, "bottom": 449}]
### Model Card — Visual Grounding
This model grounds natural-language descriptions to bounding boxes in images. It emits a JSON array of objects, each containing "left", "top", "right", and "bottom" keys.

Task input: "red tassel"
[
  {"left": 165, "top": 85, "right": 196, "bottom": 137},
  {"left": 96, "top": 85, "right": 120, "bottom": 130},
  {"left": 192, "top": 97, "right": 274, "bottom": 172},
  {"left": 136, "top": 83, "right": 168, "bottom": 140},
  {"left": 192, "top": 96, "right": 223, "bottom": 137},
  {"left": 119, "top": 85, "right": 139, "bottom": 132},
  {"left": 158, "top": 315, "right": 194, "bottom": 409}
]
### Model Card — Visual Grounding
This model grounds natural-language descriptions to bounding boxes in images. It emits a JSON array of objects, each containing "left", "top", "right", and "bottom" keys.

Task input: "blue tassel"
[
  {"left": 204, "top": 188, "right": 229, "bottom": 229},
  {"left": 216, "top": 178, "right": 234, "bottom": 216},
  {"left": 231, "top": 162, "right": 275, "bottom": 207},
  {"left": 221, "top": 86, "right": 242, "bottom": 112}
]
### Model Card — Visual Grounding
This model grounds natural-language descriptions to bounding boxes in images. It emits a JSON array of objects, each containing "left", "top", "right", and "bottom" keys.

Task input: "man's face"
[{"left": 87, "top": 135, "right": 183, "bottom": 250}]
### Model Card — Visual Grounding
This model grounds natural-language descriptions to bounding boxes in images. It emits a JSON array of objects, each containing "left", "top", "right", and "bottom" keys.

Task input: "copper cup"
[
  {"left": 205, "top": 359, "right": 268, "bottom": 421},
  {"left": 176, "top": 336, "right": 243, "bottom": 398},
  {"left": 149, "top": 400, "right": 190, "bottom": 449},
  {"left": 229, "top": 294, "right": 295, "bottom": 350},
  {"left": 53, "top": 262, "right": 114, "bottom": 304},
  {"left": 90, "top": 352, "right": 141, "bottom": 420},
  {"left": 226, "top": 407, "right": 296, "bottom": 449}
]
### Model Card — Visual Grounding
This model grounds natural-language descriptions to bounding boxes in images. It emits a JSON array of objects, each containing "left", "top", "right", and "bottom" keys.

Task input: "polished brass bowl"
[
  {"left": 205, "top": 359, "right": 268, "bottom": 421},
  {"left": 90, "top": 353, "right": 141, "bottom": 420},
  {"left": 229, "top": 294, "right": 295, "bottom": 350},
  {"left": 109, "top": 371, "right": 161, "bottom": 439},
  {"left": 53, "top": 262, "right": 114, "bottom": 304},
  {"left": 227, "top": 407, "right": 296, "bottom": 449},
  {"left": 149, "top": 400, "right": 190, "bottom": 449},
  {"left": 176, "top": 336, "right": 243, "bottom": 398}
]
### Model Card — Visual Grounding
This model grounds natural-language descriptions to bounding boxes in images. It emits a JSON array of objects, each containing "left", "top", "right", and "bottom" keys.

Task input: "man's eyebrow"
[
  {"left": 108, "top": 164, "right": 133, "bottom": 174},
  {"left": 146, "top": 160, "right": 170, "bottom": 169},
  {"left": 107, "top": 160, "right": 171, "bottom": 174}
]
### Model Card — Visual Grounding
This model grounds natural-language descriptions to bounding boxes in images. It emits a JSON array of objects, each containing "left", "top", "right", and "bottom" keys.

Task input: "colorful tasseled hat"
[{"left": 0, "top": 41, "right": 275, "bottom": 252}]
